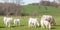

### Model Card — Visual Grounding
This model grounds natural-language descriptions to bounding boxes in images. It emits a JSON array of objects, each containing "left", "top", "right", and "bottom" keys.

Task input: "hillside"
[
  {"left": 23, "top": 5, "right": 60, "bottom": 16},
  {"left": 0, "top": 3, "right": 59, "bottom": 16}
]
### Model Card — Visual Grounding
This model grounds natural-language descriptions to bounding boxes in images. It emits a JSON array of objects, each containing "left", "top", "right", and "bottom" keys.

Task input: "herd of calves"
[{"left": 3, "top": 15, "right": 56, "bottom": 29}]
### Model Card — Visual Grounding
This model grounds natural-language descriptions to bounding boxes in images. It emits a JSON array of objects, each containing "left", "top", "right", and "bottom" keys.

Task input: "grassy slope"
[
  {"left": 23, "top": 5, "right": 60, "bottom": 16},
  {"left": 0, "top": 5, "right": 60, "bottom": 30}
]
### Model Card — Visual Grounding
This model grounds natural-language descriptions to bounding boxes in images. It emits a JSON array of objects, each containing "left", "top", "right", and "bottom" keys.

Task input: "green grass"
[
  {"left": 23, "top": 5, "right": 60, "bottom": 16},
  {"left": 0, "top": 16, "right": 60, "bottom": 30},
  {"left": 0, "top": 5, "right": 60, "bottom": 30}
]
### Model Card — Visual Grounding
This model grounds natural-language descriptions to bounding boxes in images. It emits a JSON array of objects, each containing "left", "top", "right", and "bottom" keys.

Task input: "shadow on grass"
[
  {"left": 54, "top": 25, "right": 60, "bottom": 27},
  {"left": 11, "top": 25, "right": 25, "bottom": 28},
  {"left": 20, "top": 25, "right": 25, "bottom": 26},
  {"left": 51, "top": 27, "right": 56, "bottom": 29},
  {"left": 11, "top": 26, "right": 16, "bottom": 28},
  {"left": 0, "top": 26, "right": 5, "bottom": 28},
  {"left": 51, "top": 25, "right": 60, "bottom": 29}
]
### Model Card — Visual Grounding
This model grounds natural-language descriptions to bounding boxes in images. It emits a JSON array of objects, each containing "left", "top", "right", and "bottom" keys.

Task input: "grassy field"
[
  {"left": 0, "top": 5, "right": 60, "bottom": 30},
  {"left": 0, "top": 16, "right": 60, "bottom": 30},
  {"left": 23, "top": 5, "right": 60, "bottom": 16}
]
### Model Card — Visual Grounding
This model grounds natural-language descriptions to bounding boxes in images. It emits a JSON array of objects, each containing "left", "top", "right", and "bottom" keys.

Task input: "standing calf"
[
  {"left": 40, "top": 15, "right": 56, "bottom": 29},
  {"left": 28, "top": 18, "right": 39, "bottom": 28},
  {"left": 41, "top": 19, "right": 51, "bottom": 29},
  {"left": 14, "top": 18, "right": 20, "bottom": 26},
  {"left": 41, "top": 15, "right": 56, "bottom": 25},
  {"left": 4, "top": 17, "right": 12, "bottom": 27}
]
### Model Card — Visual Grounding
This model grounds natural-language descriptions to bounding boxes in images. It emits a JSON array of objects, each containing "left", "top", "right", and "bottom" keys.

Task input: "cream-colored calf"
[
  {"left": 14, "top": 18, "right": 20, "bottom": 26},
  {"left": 28, "top": 18, "right": 39, "bottom": 28},
  {"left": 4, "top": 17, "right": 12, "bottom": 27}
]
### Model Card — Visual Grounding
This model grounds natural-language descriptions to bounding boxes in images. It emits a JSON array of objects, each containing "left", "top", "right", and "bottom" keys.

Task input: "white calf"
[
  {"left": 41, "top": 15, "right": 56, "bottom": 25},
  {"left": 41, "top": 20, "right": 51, "bottom": 29},
  {"left": 28, "top": 18, "right": 39, "bottom": 28},
  {"left": 40, "top": 15, "right": 56, "bottom": 29},
  {"left": 14, "top": 18, "right": 20, "bottom": 26},
  {"left": 4, "top": 17, "right": 12, "bottom": 27}
]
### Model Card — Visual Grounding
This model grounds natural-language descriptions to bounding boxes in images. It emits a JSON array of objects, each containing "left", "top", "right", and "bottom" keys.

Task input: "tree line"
[
  {"left": 0, "top": 3, "right": 23, "bottom": 16},
  {"left": 0, "top": 1, "right": 60, "bottom": 16}
]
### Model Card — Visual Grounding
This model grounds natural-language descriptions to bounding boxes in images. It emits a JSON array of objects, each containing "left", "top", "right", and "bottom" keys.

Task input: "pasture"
[
  {"left": 0, "top": 16, "right": 60, "bottom": 30},
  {"left": 0, "top": 5, "right": 60, "bottom": 30}
]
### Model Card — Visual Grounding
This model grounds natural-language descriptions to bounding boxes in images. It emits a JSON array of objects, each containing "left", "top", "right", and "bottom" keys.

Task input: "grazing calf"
[
  {"left": 40, "top": 15, "right": 56, "bottom": 29},
  {"left": 28, "top": 18, "right": 39, "bottom": 28},
  {"left": 14, "top": 18, "right": 20, "bottom": 26},
  {"left": 41, "top": 15, "right": 56, "bottom": 25},
  {"left": 4, "top": 17, "right": 12, "bottom": 27},
  {"left": 41, "top": 19, "right": 51, "bottom": 29}
]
